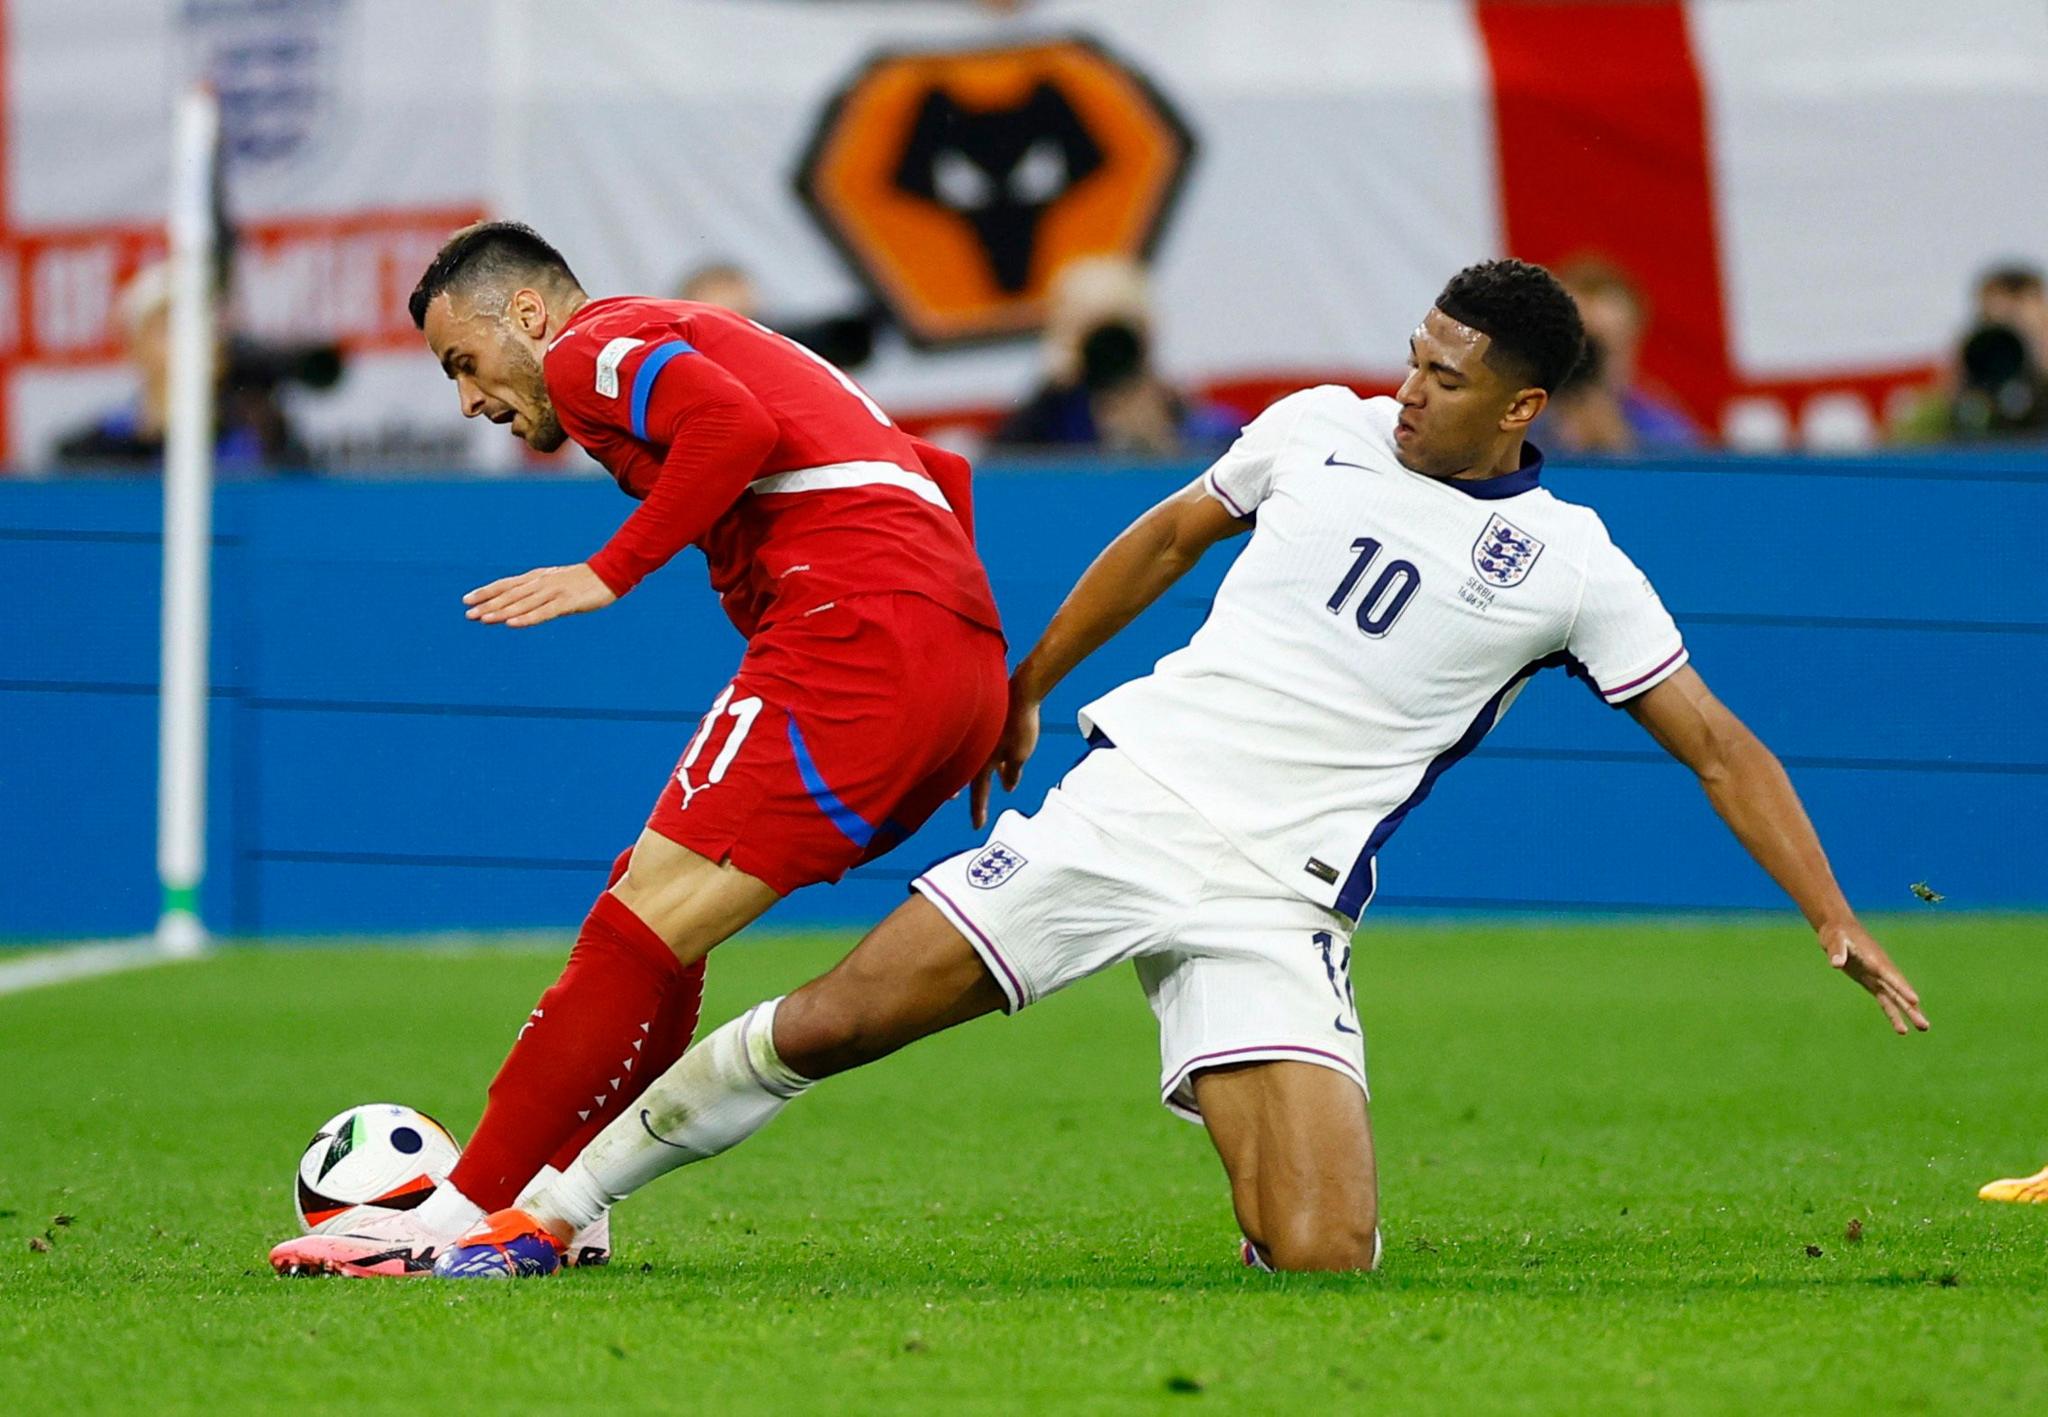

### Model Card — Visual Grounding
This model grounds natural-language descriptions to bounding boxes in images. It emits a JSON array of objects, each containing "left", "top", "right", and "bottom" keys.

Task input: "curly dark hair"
[
  {"left": 408, "top": 221, "right": 582, "bottom": 329},
  {"left": 1434, "top": 259, "right": 1585, "bottom": 392}
]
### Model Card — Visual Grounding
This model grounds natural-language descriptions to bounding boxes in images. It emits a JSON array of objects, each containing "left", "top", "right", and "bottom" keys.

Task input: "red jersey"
[{"left": 543, "top": 296, "right": 1001, "bottom": 639}]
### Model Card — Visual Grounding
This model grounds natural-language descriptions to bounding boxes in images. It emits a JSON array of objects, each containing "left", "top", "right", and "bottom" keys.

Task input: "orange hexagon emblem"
[{"left": 796, "top": 36, "right": 1197, "bottom": 346}]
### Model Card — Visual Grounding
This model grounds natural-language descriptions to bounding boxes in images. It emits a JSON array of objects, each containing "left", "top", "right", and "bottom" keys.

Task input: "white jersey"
[{"left": 1079, "top": 388, "right": 1687, "bottom": 919}]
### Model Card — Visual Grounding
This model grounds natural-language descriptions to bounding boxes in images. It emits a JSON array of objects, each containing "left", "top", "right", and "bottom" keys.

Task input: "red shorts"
[{"left": 643, "top": 593, "right": 1008, "bottom": 896}]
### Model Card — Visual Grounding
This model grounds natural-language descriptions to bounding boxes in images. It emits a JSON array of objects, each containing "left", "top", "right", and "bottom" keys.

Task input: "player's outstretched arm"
[
  {"left": 1625, "top": 666, "right": 1929, "bottom": 1035},
  {"left": 971, "top": 477, "right": 1249, "bottom": 826}
]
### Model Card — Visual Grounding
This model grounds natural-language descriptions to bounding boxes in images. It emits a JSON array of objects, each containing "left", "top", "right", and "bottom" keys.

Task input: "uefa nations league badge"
[
  {"left": 1472, "top": 514, "right": 1545, "bottom": 588},
  {"left": 967, "top": 843, "right": 1027, "bottom": 889}
]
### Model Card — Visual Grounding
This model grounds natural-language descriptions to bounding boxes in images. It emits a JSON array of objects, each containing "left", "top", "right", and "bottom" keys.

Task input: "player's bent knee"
[
  {"left": 769, "top": 984, "right": 878, "bottom": 1080},
  {"left": 771, "top": 903, "right": 1006, "bottom": 1079},
  {"left": 1265, "top": 1222, "right": 1380, "bottom": 1273},
  {"left": 607, "top": 832, "right": 779, "bottom": 963},
  {"left": 1262, "top": 1206, "right": 1381, "bottom": 1273}
]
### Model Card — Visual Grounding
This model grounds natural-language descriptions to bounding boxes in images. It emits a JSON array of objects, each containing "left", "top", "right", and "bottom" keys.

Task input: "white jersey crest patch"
[
  {"left": 1472, "top": 513, "right": 1545, "bottom": 588},
  {"left": 967, "top": 842, "right": 1027, "bottom": 889},
  {"left": 594, "top": 337, "right": 646, "bottom": 399}
]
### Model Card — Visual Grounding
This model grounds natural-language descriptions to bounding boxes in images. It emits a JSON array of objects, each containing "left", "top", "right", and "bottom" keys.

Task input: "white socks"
[
  {"left": 410, "top": 1164, "right": 576, "bottom": 1242},
  {"left": 514, "top": 1164, "right": 568, "bottom": 1215},
  {"left": 412, "top": 1182, "right": 485, "bottom": 1240},
  {"left": 532, "top": 997, "right": 813, "bottom": 1237}
]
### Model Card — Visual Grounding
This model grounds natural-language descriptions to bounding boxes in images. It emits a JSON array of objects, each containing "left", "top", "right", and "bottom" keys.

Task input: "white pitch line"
[{"left": 0, "top": 937, "right": 192, "bottom": 998}]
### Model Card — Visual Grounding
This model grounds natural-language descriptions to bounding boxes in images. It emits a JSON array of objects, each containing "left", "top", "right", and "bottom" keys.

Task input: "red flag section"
[
  {"left": 1475, "top": 1, "right": 1937, "bottom": 442},
  {"left": 1476, "top": 0, "right": 1733, "bottom": 430}
]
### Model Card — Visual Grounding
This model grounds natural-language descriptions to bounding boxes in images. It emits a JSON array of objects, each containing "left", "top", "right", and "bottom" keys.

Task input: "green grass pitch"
[{"left": 2, "top": 915, "right": 2044, "bottom": 1413}]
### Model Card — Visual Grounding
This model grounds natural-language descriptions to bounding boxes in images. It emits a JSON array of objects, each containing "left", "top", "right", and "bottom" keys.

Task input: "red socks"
[
  {"left": 447, "top": 886, "right": 707, "bottom": 1211},
  {"left": 545, "top": 950, "right": 704, "bottom": 1173}
]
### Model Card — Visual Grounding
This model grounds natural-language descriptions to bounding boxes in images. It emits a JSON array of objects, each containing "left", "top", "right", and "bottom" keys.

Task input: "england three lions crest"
[
  {"left": 967, "top": 842, "right": 1027, "bottom": 889},
  {"left": 1472, "top": 514, "right": 1545, "bottom": 588}
]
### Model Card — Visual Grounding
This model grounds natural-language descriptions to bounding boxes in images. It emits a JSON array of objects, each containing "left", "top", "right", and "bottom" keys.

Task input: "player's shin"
[{"left": 530, "top": 996, "right": 813, "bottom": 1237}]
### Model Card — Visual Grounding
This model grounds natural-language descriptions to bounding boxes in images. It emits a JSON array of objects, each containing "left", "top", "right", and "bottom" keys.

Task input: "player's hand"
[
  {"left": 1819, "top": 919, "right": 1929, "bottom": 1035},
  {"left": 464, "top": 563, "right": 618, "bottom": 628},
  {"left": 970, "top": 693, "right": 1041, "bottom": 830}
]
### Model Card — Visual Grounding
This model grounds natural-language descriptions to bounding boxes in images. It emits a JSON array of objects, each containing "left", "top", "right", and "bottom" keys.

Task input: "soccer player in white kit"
[{"left": 438, "top": 260, "right": 1929, "bottom": 1279}]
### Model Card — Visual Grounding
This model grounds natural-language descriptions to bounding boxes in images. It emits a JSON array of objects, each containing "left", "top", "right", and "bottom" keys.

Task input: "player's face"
[
  {"left": 1393, "top": 309, "right": 1535, "bottom": 477},
  {"left": 421, "top": 292, "right": 568, "bottom": 453}
]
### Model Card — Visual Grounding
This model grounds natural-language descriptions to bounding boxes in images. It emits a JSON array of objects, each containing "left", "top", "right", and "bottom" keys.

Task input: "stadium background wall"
[{"left": 4, "top": 450, "right": 2043, "bottom": 941}]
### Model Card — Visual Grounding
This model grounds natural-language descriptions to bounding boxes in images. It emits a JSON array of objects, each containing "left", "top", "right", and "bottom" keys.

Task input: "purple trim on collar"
[{"left": 1440, "top": 440, "right": 1544, "bottom": 500}]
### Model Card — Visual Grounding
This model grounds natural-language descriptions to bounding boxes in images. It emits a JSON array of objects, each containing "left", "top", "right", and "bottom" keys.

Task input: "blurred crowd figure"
[
  {"left": 676, "top": 261, "right": 761, "bottom": 319},
  {"left": 1545, "top": 336, "right": 1629, "bottom": 454},
  {"left": 52, "top": 261, "right": 335, "bottom": 474},
  {"left": 1892, "top": 263, "right": 2048, "bottom": 443},
  {"left": 1544, "top": 258, "right": 1704, "bottom": 455},
  {"left": 990, "top": 255, "right": 1237, "bottom": 456},
  {"left": 63, "top": 242, "right": 2036, "bottom": 477},
  {"left": 675, "top": 259, "right": 881, "bottom": 375}
]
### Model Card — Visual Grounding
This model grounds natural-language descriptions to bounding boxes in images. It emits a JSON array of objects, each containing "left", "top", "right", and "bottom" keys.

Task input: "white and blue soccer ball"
[{"left": 294, "top": 1103, "right": 462, "bottom": 1234}]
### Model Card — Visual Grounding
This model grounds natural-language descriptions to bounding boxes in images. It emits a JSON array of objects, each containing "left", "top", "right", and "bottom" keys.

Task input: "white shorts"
[{"left": 913, "top": 744, "right": 1367, "bottom": 1123}]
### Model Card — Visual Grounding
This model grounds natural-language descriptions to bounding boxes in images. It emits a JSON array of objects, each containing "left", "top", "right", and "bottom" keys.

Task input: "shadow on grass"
[{"left": 542, "top": 1245, "right": 1995, "bottom": 1303}]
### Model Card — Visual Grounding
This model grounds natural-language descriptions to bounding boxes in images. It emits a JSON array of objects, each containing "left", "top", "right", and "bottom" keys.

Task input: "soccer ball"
[{"left": 294, "top": 1103, "right": 462, "bottom": 1234}]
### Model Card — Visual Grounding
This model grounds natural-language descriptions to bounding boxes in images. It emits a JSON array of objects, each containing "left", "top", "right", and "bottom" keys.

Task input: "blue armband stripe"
[{"left": 629, "top": 340, "right": 696, "bottom": 442}]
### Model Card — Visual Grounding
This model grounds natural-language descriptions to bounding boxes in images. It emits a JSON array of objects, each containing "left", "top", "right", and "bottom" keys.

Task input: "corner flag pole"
[{"left": 156, "top": 87, "right": 221, "bottom": 957}]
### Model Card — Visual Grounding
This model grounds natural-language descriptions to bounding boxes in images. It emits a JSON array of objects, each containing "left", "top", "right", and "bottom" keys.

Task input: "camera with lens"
[{"left": 1952, "top": 323, "right": 2047, "bottom": 438}]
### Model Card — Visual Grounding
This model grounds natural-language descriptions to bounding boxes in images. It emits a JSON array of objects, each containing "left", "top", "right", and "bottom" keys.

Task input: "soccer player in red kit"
[{"left": 269, "top": 222, "right": 1007, "bottom": 1277}]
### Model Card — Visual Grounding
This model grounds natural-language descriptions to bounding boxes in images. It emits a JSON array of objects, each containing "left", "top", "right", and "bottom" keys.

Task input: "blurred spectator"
[
  {"left": 676, "top": 259, "right": 881, "bottom": 372},
  {"left": 675, "top": 261, "right": 761, "bottom": 319},
  {"left": 1544, "top": 336, "right": 1634, "bottom": 455},
  {"left": 991, "top": 256, "right": 1236, "bottom": 456},
  {"left": 1557, "top": 257, "right": 1705, "bottom": 451},
  {"left": 53, "top": 262, "right": 328, "bottom": 473},
  {"left": 1951, "top": 325, "right": 2048, "bottom": 437},
  {"left": 1894, "top": 324, "right": 2048, "bottom": 442},
  {"left": 1892, "top": 262, "right": 2048, "bottom": 443},
  {"left": 1975, "top": 263, "right": 2048, "bottom": 366}
]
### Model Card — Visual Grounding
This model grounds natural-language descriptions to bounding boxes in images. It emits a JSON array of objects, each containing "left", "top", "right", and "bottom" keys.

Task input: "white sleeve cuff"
[
  {"left": 1203, "top": 467, "right": 1252, "bottom": 519},
  {"left": 1598, "top": 644, "right": 1689, "bottom": 704}
]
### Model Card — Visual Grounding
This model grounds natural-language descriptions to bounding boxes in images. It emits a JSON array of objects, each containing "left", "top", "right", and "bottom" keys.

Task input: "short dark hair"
[
  {"left": 1435, "top": 258, "right": 1586, "bottom": 393},
  {"left": 408, "top": 220, "right": 581, "bottom": 329},
  {"left": 1978, "top": 262, "right": 2044, "bottom": 299}
]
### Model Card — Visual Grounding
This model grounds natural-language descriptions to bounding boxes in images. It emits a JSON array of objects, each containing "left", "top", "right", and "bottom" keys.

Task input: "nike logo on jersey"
[{"left": 1324, "top": 451, "right": 1373, "bottom": 472}]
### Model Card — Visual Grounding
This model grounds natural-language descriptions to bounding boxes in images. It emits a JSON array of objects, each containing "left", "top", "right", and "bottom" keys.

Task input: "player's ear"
[
  {"left": 1502, "top": 386, "right": 1547, "bottom": 433},
  {"left": 509, "top": 287, "right": 550, "bottom": 340}
]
